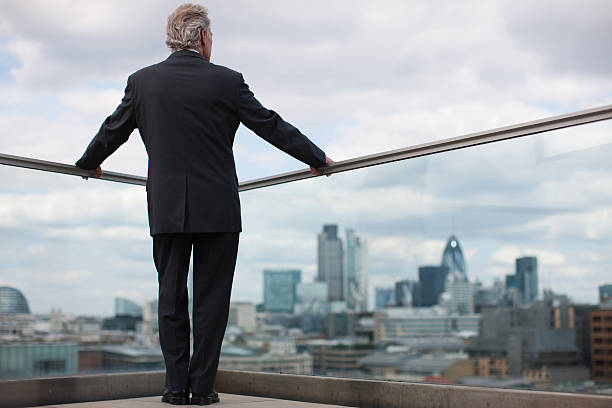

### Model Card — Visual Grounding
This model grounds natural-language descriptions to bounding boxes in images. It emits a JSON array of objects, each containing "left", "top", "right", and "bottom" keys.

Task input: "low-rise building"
[
  {"left": 472, "top": 357, "right": 508, "bottom": 378},
  {"left": 228, "top": 302, "right": 257, "bottom": 333},
  {"left": 300, "top": 339, "right": 375, "bottom": 374},
  {"left": 0, "top": 342, "right": 78, "bottom": 379},
  {"left": 218, "top": 345, "right": 312, "bottom": 375},
  {"left": 374, "top": 307, "right": 479, "bottom": 340}
]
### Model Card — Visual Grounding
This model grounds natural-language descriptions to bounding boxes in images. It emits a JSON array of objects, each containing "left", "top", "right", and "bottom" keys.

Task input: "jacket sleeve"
[
  {"left": 75, "top": 77, "right": 137, "bottom": 170},
  {"left": 236, "top": 74, "right": 326, "bottom": 168}
]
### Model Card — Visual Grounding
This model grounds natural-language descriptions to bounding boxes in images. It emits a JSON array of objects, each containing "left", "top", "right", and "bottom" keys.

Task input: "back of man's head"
[{"left": 166, "top": 3, "right": 210, "bottom": 52}]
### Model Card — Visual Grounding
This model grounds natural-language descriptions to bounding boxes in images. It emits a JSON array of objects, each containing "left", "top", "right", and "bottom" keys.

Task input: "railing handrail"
[{"left": 1, "top": 104, "right": 611, "bottom": 191}]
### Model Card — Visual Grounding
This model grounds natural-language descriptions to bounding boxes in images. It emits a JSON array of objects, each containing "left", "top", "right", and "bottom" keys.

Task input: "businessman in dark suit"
[{"left": 76, "top": 4, "right": 331, "bottom": 405}]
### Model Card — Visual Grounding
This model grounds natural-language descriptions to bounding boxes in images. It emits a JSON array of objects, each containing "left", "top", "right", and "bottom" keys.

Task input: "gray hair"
[{"left": 165, "top": 4, "right": 210, "bottom": 51}]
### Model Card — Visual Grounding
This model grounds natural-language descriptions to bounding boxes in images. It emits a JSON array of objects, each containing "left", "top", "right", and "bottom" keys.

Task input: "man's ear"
[{"left": 200, "top": 29, "right": 207, "bottom": 49}]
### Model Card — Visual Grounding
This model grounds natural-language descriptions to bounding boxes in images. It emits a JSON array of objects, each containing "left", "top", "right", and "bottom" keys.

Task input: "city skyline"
[
  {"left": 0, "top": 2, "right": 611, "bottom": 315},
  {"left": 0, "top": 224, "right": 605, "bottom": 316}
]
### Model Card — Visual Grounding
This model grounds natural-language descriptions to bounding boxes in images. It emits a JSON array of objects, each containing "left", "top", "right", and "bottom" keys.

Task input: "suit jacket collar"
[{"left": 168, "top": 49, "right": 205, "bottom": 61}]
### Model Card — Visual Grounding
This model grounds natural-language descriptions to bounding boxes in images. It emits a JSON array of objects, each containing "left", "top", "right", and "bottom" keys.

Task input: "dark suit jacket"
[{"left": 76, "top": 50, "right": 326, "bottom": 235}]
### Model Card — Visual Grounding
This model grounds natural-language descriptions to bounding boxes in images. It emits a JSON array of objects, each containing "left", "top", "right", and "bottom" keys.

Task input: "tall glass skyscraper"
[
  {"left": 263, "top": 269, "right": 301, "bottom": 313},
  {"left": 317, "top": 225, "right": 344, "bottom": 302},
  {"left": 418, "top": 265, "right": 449, "bottom": 307},
  {"left": 516, "top": 256, "right": 538, "bottom": 304},
  {"left": 441, "top": 235, "right": 467, "bottom": 282},
  {"left": 440, "top": 235, "right": 472, "bottom": 314},
  {"left": 345, "top": 228, "right": 368, "bottom": 311}
]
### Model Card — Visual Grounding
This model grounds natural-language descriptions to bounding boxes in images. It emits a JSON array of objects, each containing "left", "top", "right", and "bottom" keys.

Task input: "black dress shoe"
[
  {"left": 161, "top": 389, "right": 189, "bottom": 405},
  {"left": 190, "top": 390, "right": 220, "bottom": 405}
]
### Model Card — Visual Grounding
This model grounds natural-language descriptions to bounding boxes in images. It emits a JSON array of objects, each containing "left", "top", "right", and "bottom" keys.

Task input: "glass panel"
[
  {"left": 230, "top": 119, "right": 612, "bottom": 393},
  {"left": 0, "top": 168, "right": 159, "bottom": 378},
  {"left": 1, "top": 119, "right": 611, "bottom": 396}
]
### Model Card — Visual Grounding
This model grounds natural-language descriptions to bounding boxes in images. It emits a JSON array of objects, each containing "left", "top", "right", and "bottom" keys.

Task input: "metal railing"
[{"left": 1, "top": 104, "right": 611, "bottom": 190}]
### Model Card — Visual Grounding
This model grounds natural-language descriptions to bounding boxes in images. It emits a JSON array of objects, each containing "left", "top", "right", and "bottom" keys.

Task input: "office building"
[
  {"left": 101, "top": 315, "right": 141, "bottom": 331},
  {"left": 0, "top": 343, "right": 78, "bottom": 379},
  {"left": 375, "top": 287, "right": 395, "bottom": 310},
  {"left": 590, "top": 308, "right": 612, "bottom": 382},
  {"left": 439, "top": 236, "right": 472, "bottom": 314},
  {"left": 245, "top": 336, "right": 296, "bottom": 355},
  {"left": 505, "top": 274, "right": 517, "bottom": 290},
  {"left": 599, "top": 284, "right": 612, "bottom": 305},
  {"left": 440, "top": 279, "right": 474, "bottom": 315},
  {"left": 80, "top": 345, "right": 164, "bottom": 372},
  {"left": 374, "top": 307, "right": 480, "bottom": 340},
  {"left": 263, "top": 269, "right": 301, "bottom": 313},
  {"left": 297, "top": 282, "right": 327, "bottom": 303},
  {"left": 0, "top": 286, "right": 30, "bottom": 314},
  {"left": 300, "top": 339, "right": 374, "bottom": 374},
  {"left": 295, "top": 282, "right": 329, "bottom": 333},
  {"left": 473, "top": 280, "right": 506, "bottom": 312},
  {"left": 318, "top": 225, "right": 344, "bottom": 302},
  {"left": 441, "top": 235, "right": 467, "bottom": 282},
  {"left": 294, "top": 282, "right": 328, "bottom": 315},
  {"left": 114, "top": 297, "right": 143, "bottom": 318},
  {"left": 395, "top": 280, "right": 419, "bottom": 307},
  {"left": 345, "top": 229, "right": 368, "bottom": 311},
  {"left": 469, "top": 297, "right": 589, "bottom": 378},
  {"left": 516, "top": 256, "right": 538, "bottom": 304},
  {"left": 142, "top": 300, "right": 159, "bottom": 346},
  {"left": 418, "top": 266, "right": 449, "bottom": 307},
  {"left": 229, "top": 302, "right": 257, "bottom": 332},
  {"left": 219, "top": 345, "right": 313, "bottom": 375}
]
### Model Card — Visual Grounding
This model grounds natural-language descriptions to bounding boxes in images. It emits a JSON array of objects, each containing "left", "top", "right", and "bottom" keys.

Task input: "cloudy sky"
[{"left": 0, "top": 0, "right": 611, "bottom": 315}]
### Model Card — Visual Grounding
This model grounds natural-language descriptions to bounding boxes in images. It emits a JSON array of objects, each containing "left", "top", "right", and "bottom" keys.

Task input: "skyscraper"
[
  {"left": 440, "top": 235, "right": 472, "bottom": 314},
  {"left": 345, "top": 229, "right": 368, "bottom": 311},
  {"left": 263, "top": 269, "right": 301, "bottom": 313},
  {"left": 318, "top": 225, "right": 344, "bottom": 302},
  {"left": 441, "top": 235, "right": 467, "bottom": 282},
  {"left": 418, "top": 265, "right": 449, "bottom": 307},
  {"left": 516, "top": 256, "right": 538, "bottom": 304},
  {"left": 395, "top": 280, "right": 420, "bottom": 307},
  {"left": 375, "top": 287, "right": 395, "bottom": 310}
]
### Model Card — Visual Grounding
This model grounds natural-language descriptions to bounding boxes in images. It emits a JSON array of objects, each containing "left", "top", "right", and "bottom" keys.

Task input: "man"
[{"left": 76, "top": 4, "right": 332, "bottom": 405}]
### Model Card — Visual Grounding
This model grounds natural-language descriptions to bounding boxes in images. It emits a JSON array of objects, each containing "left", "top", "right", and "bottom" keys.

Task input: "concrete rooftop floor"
[{"left": 36, "top": 394, "right": 348, "bottom": 408}]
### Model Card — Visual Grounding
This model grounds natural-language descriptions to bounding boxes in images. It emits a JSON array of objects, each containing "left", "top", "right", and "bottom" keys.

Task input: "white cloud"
[
  {"left": 490, "top": 245, "right": 522, "bottom": 264},
  {"left": 59, "top": 89, "right": 124, "bottom": 118}
]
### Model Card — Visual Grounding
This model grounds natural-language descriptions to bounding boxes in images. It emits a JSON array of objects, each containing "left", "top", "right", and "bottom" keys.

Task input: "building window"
[{"left": 34, "top": 360, "right": 66, "bottom": 372}]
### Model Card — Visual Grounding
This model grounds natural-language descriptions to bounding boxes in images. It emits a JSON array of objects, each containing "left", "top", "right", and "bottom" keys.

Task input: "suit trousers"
[{"left": 153, "top": 232, "right": 239, "bottom": 394}]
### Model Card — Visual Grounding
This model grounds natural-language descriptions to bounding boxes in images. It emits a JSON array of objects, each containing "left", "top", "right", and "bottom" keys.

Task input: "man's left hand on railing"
[
  {"left": 81, "top": 166, "right": 102, "bottom": 180},
  {"left": 310, "top": 156, "right": 334, "bottom": 176}
]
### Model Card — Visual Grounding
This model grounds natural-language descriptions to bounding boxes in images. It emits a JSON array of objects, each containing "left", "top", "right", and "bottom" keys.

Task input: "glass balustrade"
[{"left": 1, "top": 117, "right": 611, "bottom": 395}]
